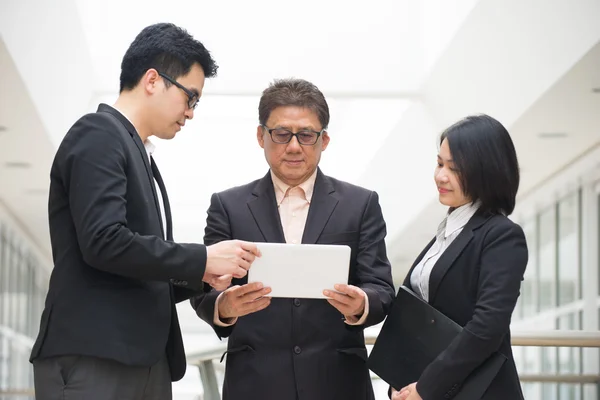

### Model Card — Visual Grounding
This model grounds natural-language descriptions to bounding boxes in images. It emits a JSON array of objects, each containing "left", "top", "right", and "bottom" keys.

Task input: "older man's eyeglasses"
[
  {"left": 262, "top": 125, "right": 324, "bottom": 146},
  {"left": 158, "top": 72, "right": 199, "bottom": 110}
]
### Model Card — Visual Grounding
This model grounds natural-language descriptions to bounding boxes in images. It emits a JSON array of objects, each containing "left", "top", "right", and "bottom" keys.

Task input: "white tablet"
[{"left": 247, "top": 243, "right": 351, "bottom": 299}]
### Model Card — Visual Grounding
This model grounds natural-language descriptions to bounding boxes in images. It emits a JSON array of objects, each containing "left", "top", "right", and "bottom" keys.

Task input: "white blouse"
[{"left": 410, "top": 202, "right": 480, "bottom": 302}]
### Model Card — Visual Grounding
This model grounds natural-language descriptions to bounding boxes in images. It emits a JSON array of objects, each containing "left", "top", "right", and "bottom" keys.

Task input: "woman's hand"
[
  {"left": 392, "top": 383, "right": 422, "bottom": 400},
  {"left": 390, "top": 387, "right": 403, "bottom": 399}
]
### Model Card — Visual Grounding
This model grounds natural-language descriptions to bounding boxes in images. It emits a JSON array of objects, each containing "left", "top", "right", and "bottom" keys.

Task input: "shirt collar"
[
  {"left": 444, "top": 201, "right": 480, "bottom": 238},
  {"left": 111, "top": 104, "right": 153, "bottom": 156},
  {"left": 144, "top": 138, "right": 156, "bottom": 158},
  {"left": 110, "top": 104, "right": 135, "bottom": 129},
  {"left": 271, "top": 169, "right": 318, "bottom": 206}
]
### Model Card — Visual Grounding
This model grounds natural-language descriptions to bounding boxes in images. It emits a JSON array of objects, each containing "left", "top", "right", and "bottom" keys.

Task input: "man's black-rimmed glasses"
[
  {"left": 158, "top": 72, "right": 199, "bottom": 110},
  {"left": 261, "top": 125, "right": 324, "bottom": 145}
]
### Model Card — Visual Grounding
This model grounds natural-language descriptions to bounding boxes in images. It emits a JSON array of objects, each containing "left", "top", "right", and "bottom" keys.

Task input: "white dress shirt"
[
  {"left": 143, "top": 139, "right": 168, "bottom": 240},
  {"left": 111, "top": 105, "right": 167, "bottom": 239},
  {"left": 410, "top": 202, "right": 479, "bottom": 302}
]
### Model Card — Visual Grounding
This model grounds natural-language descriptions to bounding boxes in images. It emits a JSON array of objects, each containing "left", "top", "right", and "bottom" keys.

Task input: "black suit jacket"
[
  {"left": 403, "top": 211, "right": 527, "bottom": 400},
  {"left": 191, "top": 170, "right": 395, "bottom": 400},
  {"left": 30, "top": 104, "right": 207, "bottom": 381}
]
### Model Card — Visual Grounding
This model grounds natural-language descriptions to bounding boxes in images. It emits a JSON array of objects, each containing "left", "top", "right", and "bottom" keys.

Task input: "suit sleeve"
[
  {"left": 416, "top": 221, "right": 528, "bottom": 400},
  {"left": 190, "top": 192, "right": 235, "bottom": 338},
  {"left": 61, "top": 114, "right": 207, "bottom": 284},
  {"left": 350, "top": 191, "right": 395, "bottom": 329},
  {"left": 174, "top": 286, "right": 208, "bottom": 303}
]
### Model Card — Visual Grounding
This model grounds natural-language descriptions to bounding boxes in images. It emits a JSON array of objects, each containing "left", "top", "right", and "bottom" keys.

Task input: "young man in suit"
[
  {"left": 191, "top": 78, "right": 395, "bottom": 400},
  {"left": 30, "top": 23, "right": 259, "bottom": 399}
]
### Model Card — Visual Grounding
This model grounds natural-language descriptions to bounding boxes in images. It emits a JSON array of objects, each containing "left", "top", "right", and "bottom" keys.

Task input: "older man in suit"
[{"left": 191, "top": 78, "right": 395, "bottom": 400}]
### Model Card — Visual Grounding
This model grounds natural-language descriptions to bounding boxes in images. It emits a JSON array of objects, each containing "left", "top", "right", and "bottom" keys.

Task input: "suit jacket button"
[
  {"left": 293, "top": 299, "right": 301, "bottom": 307},
  {"left": 293, "top": 346, "right": 302, "bottom": 354}
]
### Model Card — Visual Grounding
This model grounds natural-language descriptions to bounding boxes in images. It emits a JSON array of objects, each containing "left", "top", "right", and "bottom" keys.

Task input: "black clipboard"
[{"left": 367, "top": 286, "right": 506, "bottom": 399}]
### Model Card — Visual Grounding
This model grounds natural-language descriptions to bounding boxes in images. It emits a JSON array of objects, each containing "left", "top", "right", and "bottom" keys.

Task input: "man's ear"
[
  {"left": 257, "top": 125, "right": 265, "bottom": 149},
  {"left": 321, "top": 131, "right": 330, "bottom": 151},
  {"left": 142, "top": 68, "right": 161, "bottom": 95}
]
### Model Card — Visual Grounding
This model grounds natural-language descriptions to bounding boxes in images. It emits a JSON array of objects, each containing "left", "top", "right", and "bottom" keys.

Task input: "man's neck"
[
  {"left": 271, "top": 168, "right": 318, "bottom": 190},
  {"left": 113, "top": 94, "right": 151, "bottom": 142}
]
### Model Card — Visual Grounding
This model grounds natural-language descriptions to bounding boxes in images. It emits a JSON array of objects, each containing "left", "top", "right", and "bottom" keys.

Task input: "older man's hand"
[
  {"left": 218, "top": 282, "right": 272, "bottom": 320},
  {"left": 323, "top": 284, "right": 366, "bottom": 318}
]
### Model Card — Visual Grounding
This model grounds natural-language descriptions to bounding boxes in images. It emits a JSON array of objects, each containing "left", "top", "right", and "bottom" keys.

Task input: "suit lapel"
[
  {"left": 402, "top": 237, "right": 436, "bottom": 288},
  {"left": 247, "top": 172, "right": 286, "bottom": 243},
  {"left": 97, "top": 104, "right": 165, "bottom": 237},
  {"left": 151, "top": 158, "right": 171, "bottom": 240},
  {"left": 301, "top": 170, "right": 339, "bottom": 244},
  {"left": 427, "top": 212, "right": 491, "bottom": 303}
]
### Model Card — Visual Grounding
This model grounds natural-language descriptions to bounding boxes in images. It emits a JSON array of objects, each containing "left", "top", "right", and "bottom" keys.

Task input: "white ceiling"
[
  {"left": 513, "top": 42, "right": 600, "bottom": 199},
  {"left": 76, "top": 0, "right": 436, "bottom": 95}
]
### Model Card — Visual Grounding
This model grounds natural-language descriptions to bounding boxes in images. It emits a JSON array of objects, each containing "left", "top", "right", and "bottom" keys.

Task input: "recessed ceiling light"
[
  {"left": 538, "top": 132, "right": 568, "bottom": 139},
  {"left": 4, "top": 162, "right": 31, "bottom": 168},
  {"left": 0, "top": 126, "right": 7, "bottom": 132},
  {"left": 592, "top": 87, "right": 600, "bottom": 93}
]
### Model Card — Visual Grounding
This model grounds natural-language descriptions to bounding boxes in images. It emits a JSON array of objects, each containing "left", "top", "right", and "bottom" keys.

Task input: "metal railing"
[
  {"left": 186, "top": 330, "right": 600, "bottom": 400},
  {"left": 0, "top": 389, "right": 35, "bottom": 396},
  {"left": 3, "top": 331, "right": 598, "bottom": 398}
]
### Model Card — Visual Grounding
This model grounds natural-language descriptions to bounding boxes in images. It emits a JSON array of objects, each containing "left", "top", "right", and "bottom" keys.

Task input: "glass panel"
[
  {"left": 522, "top": 342, "right": 542, "bottom": 399},
  {"left": 0, "top": 224, "right": 5, "bottom": 390},
  {"left": 0, "top": 221, "right": 48, "bottom": 396},
  {"left": 522, "top": 382, "right": 540, "bottom": 400},
  {"left": 557, "top": 313, "right": 581, "bottom": 400},
  {"left": 557, "top": 192, "right": 579, "bottom": 306},
  {"left": 6, "top": 231, "right": 15, "bottom": 355},
  {"left": 541, "top": 316, "right": 559, "bottom": 400},
  {"left": 27, "top": 259, "right": 34, "bottom": 338},
  {"left": 15, "top": 246, "right": 26, "bottom": 336},
  {"left": 521, "top": 219, "right": 538, "bottom": 317},
  {"left": 541, "top": 346, "right": 558, "bottom": 400},
  {"left": 8, "top": 230, "right": 16, "bottom": 389},
  {"left": 0, "top": 331, "right": 7, "bottom": 392},
  {"left": 558, "top": 384, "right": 582, "bottom": 400},
  {"left": 539, "top": 207, "right": 557, "bottom": 311}
]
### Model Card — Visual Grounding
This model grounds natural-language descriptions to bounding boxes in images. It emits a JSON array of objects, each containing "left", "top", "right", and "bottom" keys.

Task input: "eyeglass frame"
[
  {"left": 158, "top": 72, "right": 200, "bottom": 110},
  {"left": 261, "top": 125, "right": 325, "bottom": 146}
]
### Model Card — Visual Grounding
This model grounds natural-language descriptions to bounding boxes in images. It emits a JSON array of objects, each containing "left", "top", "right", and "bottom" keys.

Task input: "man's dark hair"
[
  {"left": 258, "top": 78, "right": 330, "bottom": 129},
  {"left": 119, "top": 23, "right": 218, "bottom": 92},
  {"left": 440, "top": 114, "right": 520, "bottom": 215}
]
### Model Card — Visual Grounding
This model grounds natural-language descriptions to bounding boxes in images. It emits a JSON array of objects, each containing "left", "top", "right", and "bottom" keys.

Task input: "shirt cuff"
[
  {"left": 213, "top": 292, "right": 238, "bottom": 327},
  {"left": 344, "top": 289, "right": 369, "bottom": 325}
]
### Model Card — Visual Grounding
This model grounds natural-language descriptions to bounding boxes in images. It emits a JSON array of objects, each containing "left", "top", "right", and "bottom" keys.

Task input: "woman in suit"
[{"left": 393, "top": 114, "right": 527, "bottom": 400}]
